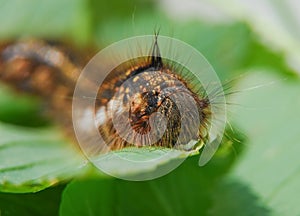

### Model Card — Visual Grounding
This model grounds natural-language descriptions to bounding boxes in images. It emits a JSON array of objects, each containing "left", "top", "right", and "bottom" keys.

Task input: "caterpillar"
[{"left": 0, "top": 35, "right": 226, "bottom": 157}]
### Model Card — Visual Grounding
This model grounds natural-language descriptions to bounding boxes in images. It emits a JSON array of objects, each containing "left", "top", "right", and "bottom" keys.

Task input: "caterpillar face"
[{"left": 94, "top": 55, "right": 211, "bottom": 151}]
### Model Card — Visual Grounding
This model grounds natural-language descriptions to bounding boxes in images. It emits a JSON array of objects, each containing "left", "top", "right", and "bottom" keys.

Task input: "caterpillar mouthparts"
[{"left": 0, "top": 35, "right": 226, "bottom": 156}]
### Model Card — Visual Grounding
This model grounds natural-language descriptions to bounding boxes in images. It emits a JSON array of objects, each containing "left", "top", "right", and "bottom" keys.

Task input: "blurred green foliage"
[{"left": 0, "top": 0, "right": 299, "bottom": 215}]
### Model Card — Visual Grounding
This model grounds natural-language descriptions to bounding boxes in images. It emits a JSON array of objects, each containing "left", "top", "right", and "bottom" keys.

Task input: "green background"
[{"left": 0, "top": 0, "right": 299, "bottom": 215}]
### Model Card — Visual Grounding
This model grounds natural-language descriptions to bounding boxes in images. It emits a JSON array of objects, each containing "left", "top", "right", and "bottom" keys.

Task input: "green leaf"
[
  {"left": 209, "top": 180, "right": 271, "bottom": 216},
  {"left": 224, "top": 71, "right": 300, "bottom": 215},
  {"left": 88, "top": 0, "right": 155, "bottom": 31},
  {"left": 0, "top": 122, "right": 86, "bottom": 193},
  {"left": 59, "top": 131, "right": 243, "bottom": 216},
  {"left": 210, "top": 0, "right": 300, "bottom": 74},
  {"left": 60, "top": 157, "right": 210, "bottom": 216},
  {"left": 59, "top": 179, "right": 114, "bottom": 216},
  {"left": 91, "top": 147, "right": 196, "bottom": 180},
  {"left": 80, "top": 125, "right": 243, "bottom": 180},
  {"left": 60, "top": 153, "right": 239, "bottom": 216},
  {"left": 0, "top": 0, "right": 91, "bottom": 44},
  {"left": 0, "top": 85, "right": 49, "bottom": 127},
  {"left": 96, "top": 12, "right": 295, "bottom": 81},
  {"left": 96, "top": 13, "right": 252, "bottom": 81},
  {"left": 0, "top": 184, "right": 65, "bottom": 216}
]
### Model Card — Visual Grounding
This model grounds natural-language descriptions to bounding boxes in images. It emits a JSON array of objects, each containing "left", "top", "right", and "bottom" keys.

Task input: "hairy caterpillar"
[{"left": 0, "top": 35, "right": 226, "bottom": 157}]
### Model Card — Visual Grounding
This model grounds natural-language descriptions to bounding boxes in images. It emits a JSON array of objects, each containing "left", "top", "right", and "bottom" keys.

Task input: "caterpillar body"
[{"left": 0, "top": 36, "right": 223, "bottom": 155}]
